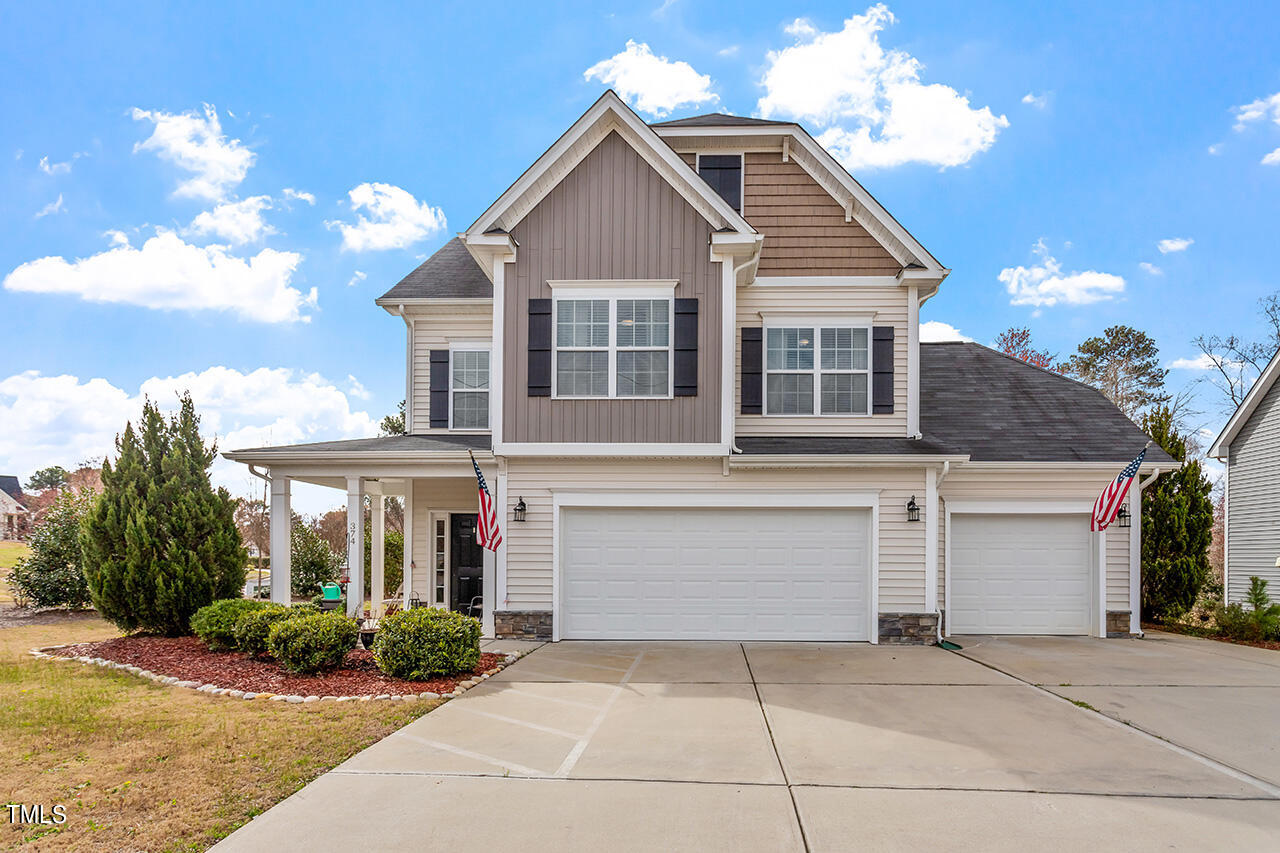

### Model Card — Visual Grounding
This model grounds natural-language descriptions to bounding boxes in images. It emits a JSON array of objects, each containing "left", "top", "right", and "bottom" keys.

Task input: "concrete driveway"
[{"left": 216, "top": 633, "right": 1280, "bottom": 852}]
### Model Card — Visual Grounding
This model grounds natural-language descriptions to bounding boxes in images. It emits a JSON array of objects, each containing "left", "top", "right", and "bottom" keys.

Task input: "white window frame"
[
  {"left": 762, "top": 318, "right": 873, "bottom": 417},
  {"left": 549, "top": 283, "right": 677, "bottom": 400},
  {"left": 695, "top": 151, "right": 745, "bottom": 214},
  {"left": 448, "top": 343, "right": 491, "bottom": 431}
]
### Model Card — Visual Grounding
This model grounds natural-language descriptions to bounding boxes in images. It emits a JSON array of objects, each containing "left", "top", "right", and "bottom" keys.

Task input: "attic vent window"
[{"left": 697, "top": 154, "right": 742, "bottom": 213}]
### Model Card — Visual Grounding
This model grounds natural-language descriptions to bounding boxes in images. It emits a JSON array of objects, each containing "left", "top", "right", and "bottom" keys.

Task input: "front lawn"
[
  {"left": 0, "top": 613, "right": 439, "bottom": 851},
  {"left": 0, "top": 542, "right": 30, "bottom": 604}
]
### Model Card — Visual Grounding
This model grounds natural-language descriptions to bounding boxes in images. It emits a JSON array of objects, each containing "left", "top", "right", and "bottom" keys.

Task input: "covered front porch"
[{"left": 222, "top": 435, "right": 501, "bottom": 637}]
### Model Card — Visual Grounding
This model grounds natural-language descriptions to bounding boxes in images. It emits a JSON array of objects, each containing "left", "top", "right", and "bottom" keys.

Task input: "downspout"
[
  {"left": 729, "top": 252, "right": 758, "bottom": 456},
  {"left": 398, "top": 304, "right": 414, "bottom": 434},
  {"left": 933, "top": 460, "right": 951, "bottom": 642},
  {"left": 247, "top": 464, "right": 270, "bottom": 484}
]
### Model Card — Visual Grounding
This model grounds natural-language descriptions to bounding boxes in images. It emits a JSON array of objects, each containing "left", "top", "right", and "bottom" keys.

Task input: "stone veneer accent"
[
  {"left": 878, "top": 612, "right": 939, "bottom": 645},
  {"left": 495, "top": 610, "right": 553, "bottom": 640},
  {"left": 1106, "top": 610, "right": 1133, "bottom": 638}
]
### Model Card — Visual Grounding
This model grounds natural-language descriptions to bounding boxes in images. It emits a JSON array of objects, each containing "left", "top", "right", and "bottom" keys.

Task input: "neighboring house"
[
  {"left": 0, "top": 476, "right": 27, "bottom": 539},
  {"left": 225, "top": 91, "right": 1171, "bottom": 643},
  {"left": 1210, "top": 348, "right": 1280, "bottom": 604}
]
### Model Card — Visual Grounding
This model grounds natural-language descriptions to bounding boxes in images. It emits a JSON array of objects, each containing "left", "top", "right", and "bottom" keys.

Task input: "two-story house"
[{"left": 226, "top": 91, "right": 1170, "bottom": 643}]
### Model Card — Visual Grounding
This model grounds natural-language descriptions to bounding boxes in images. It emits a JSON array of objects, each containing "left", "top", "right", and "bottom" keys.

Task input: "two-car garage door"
[{"left": 559, "top": 506, "right": 871, "bottom": 641}]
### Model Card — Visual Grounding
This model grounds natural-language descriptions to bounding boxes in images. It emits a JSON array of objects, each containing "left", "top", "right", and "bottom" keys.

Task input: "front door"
[{"left": 450, "top": 513, "right": 484, "bottom": 616}]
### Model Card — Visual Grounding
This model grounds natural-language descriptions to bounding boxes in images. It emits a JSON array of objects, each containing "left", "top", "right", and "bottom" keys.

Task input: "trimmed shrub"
[
  {"left": 267, "top": 612, "right": 359, "bottom": 674},
  {"left": 191, "top": 598, "right": 266, "bottom": 651},
  {"left": 373, "top": 608, "right": 481, "bottom": 680},
  {"left": 1215, "top": 577, "right": 1280, "bottom": 643},
  {"left": 7, "top": 488, "right": 96, "bottom": 609},
  {"left": 233, "top": 603, "right": 316, "bottom": 657}
]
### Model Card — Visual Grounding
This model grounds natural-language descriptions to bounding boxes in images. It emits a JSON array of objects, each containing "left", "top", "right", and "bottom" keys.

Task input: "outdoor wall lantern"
[
  {"left": 513, "top": 497, "right": 527, "bottom": 523},
  {"left": 1117, "top": 504, "right": 1131, "bottom": 528},
  {"left": 906, "top": 496, "right": 921, "bottom": 523}
]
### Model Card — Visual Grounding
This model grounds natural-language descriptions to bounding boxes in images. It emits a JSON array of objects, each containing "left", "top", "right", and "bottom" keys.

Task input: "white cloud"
[
  {"left": 1233, "top": 92, "right": 1280, "bottom": 131},
  {"left": 757, "top": 5, "right": 1008, "bottom": 170},
  {"left": 131, "top": 104, "right": 254, "bottom": 201},
  {"left": 3, "top": 229, "right": 313, "bottom": 323},
  {"left": 14, "top": 149, "right": 22, "bottom": 161},
  {"left": 327, "top": 182, "right": 446, "bottom": 252},
  {"left": 282, "top": 187, "right": 316, "bottom": 205},
  {"left": 34, "top": 194, "right": 64, "bottom": 219},
  {"left": 0, "top": 367, "right": 378, "bottom": 515},
  {"left": 1168, "top": 354, "right": 1218, "bottom": 370},
  {"left": 584, "top": 40, "right": 717, "bottom": 118},
  {"left": 1263, "top": 147, "right": 1280, "bottom": 166},
  {"left": 1157, "top": 237, "right": 1193, "bottom": 254},
  {"left": 1138, "top": 261, "right": 1163, "bottom": 275},
  {"left": 39, "top": 156, "right": 71, "bottom": 176},
  {"left": 717, "top": 45, "right": 740, "bottom": 57},
  {"left": 999, "top": 239, "right": 1125, "bottom": 309},
  {"left": 345, "top": 375, "right": 371, "bottom": 400},
  {"left": 1207, "top": 143, "right": 1223, "bottom": 155},
  {"left": 919, "top": 320, "right": 972, "bottom": 342},
  {"left": 347, "top": 270, "right": 367, "bottom": 287},
  {"left": 1021, "top": 92, "right": 1048, "bottom": 109},
  {"left": 186, "top": 195, "right": 275, "bottom": 245}
]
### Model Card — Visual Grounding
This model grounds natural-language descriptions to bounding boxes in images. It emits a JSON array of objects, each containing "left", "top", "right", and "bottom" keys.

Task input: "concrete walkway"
[{"left": 215, "top": 634, "right": 1280, "bottom": 852}]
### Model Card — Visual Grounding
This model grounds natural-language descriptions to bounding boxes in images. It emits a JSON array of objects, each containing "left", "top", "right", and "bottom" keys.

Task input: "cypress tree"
[
  {"left": 1140, "top": 406, "right": 1214, "bottom": 621},
  {"left": 81, "top": 394, "right": 246, "bottom": 635}
]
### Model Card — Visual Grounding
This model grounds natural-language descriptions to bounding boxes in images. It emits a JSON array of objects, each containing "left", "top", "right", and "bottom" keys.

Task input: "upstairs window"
[
  {"left": 698, "top": 154, "right": 742, "bottom": 212},
  {"left": 553, "top": 294, "right": 672, "bottom": 398},
  {"left": 450, "top": 349, "right": 490, "bottom": 429},
  {"left": 765, "top": 325, "right": 870, "bottom": 416}
]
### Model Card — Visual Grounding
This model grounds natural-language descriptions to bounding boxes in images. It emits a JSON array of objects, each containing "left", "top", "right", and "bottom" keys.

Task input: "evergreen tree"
[
  {"left": 7, "top": 488, "right": 96, "bottom": 608},
  {"left": 1059, "top": 326, "right": 1170, "bottom": 418},
  {"left": 291, "top": 514, "right": 341, "bottom": 598},
  {"left": 81, "top": 394, "right": 246, "bottom": 635},
  {"left": 1140, "top": 406, "right": 1214, "bottom": 621}
]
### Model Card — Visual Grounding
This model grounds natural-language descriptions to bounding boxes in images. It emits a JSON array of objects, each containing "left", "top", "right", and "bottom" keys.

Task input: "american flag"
[
  {"left": 469, "top": 451, "right": 502, "bottom": 551},
  {"left": 1091, "top": 445, "right": 1149, "bottom": 532}
]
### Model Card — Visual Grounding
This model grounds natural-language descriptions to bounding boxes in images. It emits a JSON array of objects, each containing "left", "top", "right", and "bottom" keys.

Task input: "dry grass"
[
  {"left": 0, "top": 613, "right": 439, "bottom": 851},
  {"left": 0, "top": 542, "right": 29, "bottom": 570}
]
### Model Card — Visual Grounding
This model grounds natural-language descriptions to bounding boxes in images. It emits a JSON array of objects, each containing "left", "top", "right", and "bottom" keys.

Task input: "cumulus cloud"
[
  {"left": 186, "top": 195, "right": 275, "bottom": 244},
  {"left": 1021, "top": 92, "right": 1049, "bottom": 109},
  {"left": 39, "top": 156, "right": 72, "bottom": 176},
  {"left": 346, "top": 375, "right": 371, "bottom": 400},
  {"left": 1233, "top": 92, "right": 1280, "bottom": 131},
  {"left": 999, "top": 239, "right": 1125, "bottom": 310},
  {"left": 0, "top": 367, "right": 378, "bottom": 514},
  {"left": 1139, "top": 261, "right": 1163, "bottom": 275},
  {"left": 1263, "top": 148, "right": 1280, "bottom": 166},
  {"left": 34, "top": 194, "right": 64, "bottom": 219},
  {"left": 584, "top": 40, "right": 717, "bottom": 118},
  {"left": 282, "top": 187, "right": 316, "bottom": 205},
  {"left": 1168, "top": 354, "right": 1218, "bottom": 370},
  {"left": 1157, "top": 237, "right": 1193, "bottom": 254},
  {"left": 1207, "top": 143, "right": 1223, "bottom": 155},
  {"left": 757, "top": 5, "right": 1007, "bottom": 170},
  {"left": 131, "top": 104, "right": 254, "bottom": 201},
  {"left": 327, "top": 183, "right": 446, "bottom": 252},
  {"left": 919, "top": 320, "right": 972, "bottom": 342},
  {"left": 347, "top": 270, "right": 367, "bottom": 287},
  {"left": 3, "top": 230, "right": 313, "bottom": 323}
]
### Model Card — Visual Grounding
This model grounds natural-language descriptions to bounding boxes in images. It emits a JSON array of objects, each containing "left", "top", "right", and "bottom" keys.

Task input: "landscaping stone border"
[{"left": 29, "top": 644, "right": 533, "bottom": 703}]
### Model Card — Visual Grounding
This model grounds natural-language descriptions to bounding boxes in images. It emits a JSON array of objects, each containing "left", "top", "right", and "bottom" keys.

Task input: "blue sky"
[{"left": 3, "top": 1, "right": 1278, "bottom": 511}]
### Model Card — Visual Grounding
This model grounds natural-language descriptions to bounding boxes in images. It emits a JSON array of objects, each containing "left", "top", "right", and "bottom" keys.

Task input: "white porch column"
[
  {"left": 1095, "top": 532, "right": 1108, "bottom": 638},
  {"left": 402, "top": 480, "right": 414, "bottom": 609},
  {"left": 346, "top": 477, "right": 365, "bottom": 619},
  {"left": 924, "top": 468, "right": 938, "bottom": 614},
  {"left": 371, "top": 491, "right": 385, "bottom": 617},
  {"left": 1130, "top": 478, "right": 1143, "bottom": 635},
  {"left": 269, "top": 475, "right": 291, "bottom": 605}
]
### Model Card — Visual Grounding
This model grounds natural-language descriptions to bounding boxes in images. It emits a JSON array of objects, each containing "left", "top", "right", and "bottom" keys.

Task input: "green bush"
[
  {"left": 6, "top": 489, "right": 96, "bottom": 609},
  {"left": 291, "top": 519, "right": 341, "bottom": 598},
  {"left": 267, "top": 612, "right": 359, "bottom": 674},
  {"left": 233, "top": 603, "right": 315, "bottom": 657},
  {"left": 1215, "top": 577, "right": 1280, "bottom": 643},
  {"left": 191, "top": 598, "right": 266, "bottom": 651},
  {"left": 372, "top": 608, "right": 481, "bottom": 680}
]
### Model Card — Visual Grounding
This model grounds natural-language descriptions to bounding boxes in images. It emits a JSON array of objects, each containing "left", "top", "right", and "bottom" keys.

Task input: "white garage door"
[
  {"left": 560, "top": 506, "right": 871, "bottom": 641},
  {"left": 950, "top": 513, "right": 1092, "bottom": 635}
]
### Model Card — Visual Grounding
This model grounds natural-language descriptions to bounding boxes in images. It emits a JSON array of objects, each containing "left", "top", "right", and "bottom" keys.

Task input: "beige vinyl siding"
[
  {"left": 736, "top": 282, "right": 909, "bottom": 436},
  {"left": 407, "top": 305, "right": 492, "bottom": 434},
  {"left": 503, "top": 130, "right": 722, "bottom": 444},
  {"left": 1227, "top": 377, "right": 1280, "bottom": 603},
  {"left": 940, "top": 468, "right": 1131, "bottom": 614},
  {"left": 503, "top": 459, "right": 929, "bottom": 612},
  {"left": 409, "top": 478, "right": 486, "bottom": 601}
]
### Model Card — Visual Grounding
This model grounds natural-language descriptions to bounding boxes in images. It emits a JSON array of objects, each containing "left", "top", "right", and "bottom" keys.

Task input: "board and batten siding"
[
  {"left": 407, "top": 305, "right": 492, "bottom": 434},
  {"left": 1227, "top": 376, "right": 1280, "bottom": 603},
  {"left": 502, "top": 459, "right": 929, "bottom": 613},
  {"left": 940, "top": 469, "right": 1132, "bottom": 614},
  {"left": 409, "top": 478, "right": 488, "bottom": 601},
  {"left": 503, "top": 130, "right": 722, "bottom": 444},
  {"left": 736, "top": 282, "right": 909, "bottom": 436}
]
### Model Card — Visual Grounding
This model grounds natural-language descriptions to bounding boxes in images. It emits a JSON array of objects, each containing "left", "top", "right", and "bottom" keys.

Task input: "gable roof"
[
  {"left": 651, "top": 113, "right": 796, "bottom": 128},
  {"left": 0, "top": 475, "right": 22, "bottom": 502},
  {"left": 376, "top": 238, "right": 492, "bottom": 303},
  {"left": 1209, "top": 346, "right": 1280, "bottom": 458}
]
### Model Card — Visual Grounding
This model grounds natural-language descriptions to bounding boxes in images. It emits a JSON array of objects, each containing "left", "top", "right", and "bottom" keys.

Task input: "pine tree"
[
  {"left": 81, "top": 394, "right": 246, "bottom": 635},
  {"left": 1140, "top": 406, "right": 1214, "bottom": 621}
]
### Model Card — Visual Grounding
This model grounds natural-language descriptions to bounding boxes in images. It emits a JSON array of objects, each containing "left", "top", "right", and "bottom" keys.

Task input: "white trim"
[
  {"left": 496, "top": 459, "right": 508, "bottom": 610},
  {"left": 943, "top": 499, "right": 1095, "bottom": 514},
  {"left": 925, "top": 466, "right": 937, "bottom": 613},
  {"left": 729, "top": 454, "right": 968, "bottom": 468},
  {"left": 490, "top": 253, "right": 509, "bottom": 446},
  {"left": 345, "top": 477, "right": 366, "bottom": 619},
  {"left": 494, "top": 442, "right": 729, "bottom": 457},
  {"left": 447, "top": 344, "right": 492, "bottom": 432},
  {"left": 761, "top": 321, "right": 873, "bottom": 417},
  {"left": 400, "top": 309, "right": 415, "bottom": 434},
  {"left": 694, "top": 150, "right": 745, "bottom": 215},
  {"left": 1095, "top": 532, "right": 1107, "bottom": 638},
  {"left": 1223, "top": 460, "right": 1230, "bottom": 600},
  {"left": 376, "top": 297, "right": 494, "bottom": 308},
  {"left": 551, "top": 292, "right": 675, "bottom": 400},
  {"left": 907, "top": 285, "right": 920, "bottom": 437},
  {"left": 269, "top": 476, "right": 291, "bottom": 606},
  {"left": 1129, "top": 475, "right": 1141, "bottom": 634},
  {"left": 403, "top": 480, "right": 413, "bottom": 608},
  {"left": 1209, "top": 347, "right": 1280, "bottom": 458},
  {"left": 551, "top": 489, "right": 881, "bottom": 643},
  {"left": 750, "top": 275, "right": 903, "bottom": 288},
  {"left": 547, "top": 280, "right": 678, "bottom": 295}
]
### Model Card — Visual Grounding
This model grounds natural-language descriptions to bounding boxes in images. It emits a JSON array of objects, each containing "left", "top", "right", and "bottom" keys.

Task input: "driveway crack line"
[
  {"left": 742, "top": 643, "right": 811, "bottom": 853},
  {"left": 552, "top": 650, "right": 645, "bottom": 778}
]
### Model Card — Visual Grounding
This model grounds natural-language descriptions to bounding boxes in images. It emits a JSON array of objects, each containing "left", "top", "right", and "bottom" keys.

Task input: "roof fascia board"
[
  {"left": 1210, "top": 347, "right": 1280, "bottom": 458},
  {"left": 374, "top": 297, "right": 493, "bottom": 308},
  {"left": 729, "top": 454, "right": 969, "bottom": 468}
]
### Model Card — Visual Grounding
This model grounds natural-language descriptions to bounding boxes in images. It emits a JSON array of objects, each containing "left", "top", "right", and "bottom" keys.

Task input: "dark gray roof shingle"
[
  {"left": 650, "top": 113, "right": 796, "bottom": 128},
  {"left": 377, "top": 238, "right": 491, "bottom": 302},
  {"left": 227, "top": 434, "right": 491, "bottom": 456},
  {"left": 0, "top": 475, "right": 22, "bottom": 501}
]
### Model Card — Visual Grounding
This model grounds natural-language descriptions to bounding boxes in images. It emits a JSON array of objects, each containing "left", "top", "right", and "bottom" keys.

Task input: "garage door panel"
[
  {"left": 950, "top": 513, "right": 1092, "bottom": 635},
  {"left": 560, "top": 507, "right": 870, "bottom": 641}
]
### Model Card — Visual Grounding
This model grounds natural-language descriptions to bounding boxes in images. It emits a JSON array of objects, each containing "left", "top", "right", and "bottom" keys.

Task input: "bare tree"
[
  {"left": 994, "top": 327, "right": 1057, "bottom": 370},
  {"left": 1191, "top": 291, "right": 1280, "bottom": 410}
]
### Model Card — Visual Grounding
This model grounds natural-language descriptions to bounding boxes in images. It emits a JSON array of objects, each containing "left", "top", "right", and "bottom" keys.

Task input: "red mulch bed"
[{"left": 51, "top": 636, "right": 506, "bottom": 697}]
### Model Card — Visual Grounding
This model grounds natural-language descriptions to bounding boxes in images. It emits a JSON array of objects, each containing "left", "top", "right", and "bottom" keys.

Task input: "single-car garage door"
[
  {"left": 560, "top": 506, "right": 871, "bottom": 641},
  {"left": 950, "top": 513, "right": 1093, "bottom": 635}
]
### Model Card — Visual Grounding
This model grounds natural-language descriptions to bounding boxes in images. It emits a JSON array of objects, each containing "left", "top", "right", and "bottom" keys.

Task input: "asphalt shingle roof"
[
  {"left": 228, "top": 434, "right": 491, "bottom": 455},
  {"left": 377, "top": 238, "right": 492, "bottom": 302},
  {"left": 0, "top": 475, "right": 22, "bottom": 501},
  {"left": 649, "top": 113, "right": 797, "bottom": 128}
]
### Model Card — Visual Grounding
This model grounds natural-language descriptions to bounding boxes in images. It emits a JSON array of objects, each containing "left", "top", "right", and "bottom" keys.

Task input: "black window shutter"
[
  {"left": 673, "top": 298, "right": 698, "bottom": 396},
  {"left": 872, "top": 326, "right": 895, "bottom": 414},
  {"left": 429, "top": 350, "right": 450, "bottom": 428},
  {"left": 528, "top": 298, "right": 552, "bottom": 397},
  {"left": 741, "top": 327, "right": 763, "bottom": 414}
]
